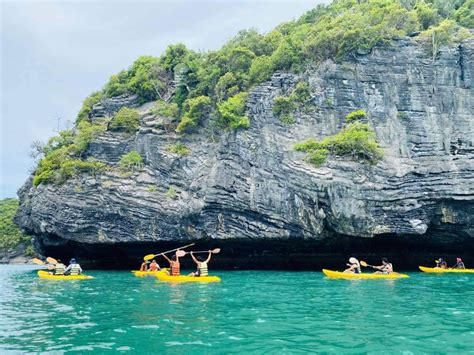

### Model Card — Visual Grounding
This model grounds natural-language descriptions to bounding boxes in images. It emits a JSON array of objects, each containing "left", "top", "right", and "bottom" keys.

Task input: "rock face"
[{"left": 15, "top": 38, "right": 474, "bottom": 269}]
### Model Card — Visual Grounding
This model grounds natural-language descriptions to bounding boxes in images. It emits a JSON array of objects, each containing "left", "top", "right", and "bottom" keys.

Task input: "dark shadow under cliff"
[{"left": 34, "top": 232, "right": 473, "bottom": 271}]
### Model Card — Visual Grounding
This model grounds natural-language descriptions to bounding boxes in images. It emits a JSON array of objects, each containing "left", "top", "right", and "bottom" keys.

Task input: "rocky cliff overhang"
[{"left": 15, "top": 38, "right": 474, "bottom": 269}]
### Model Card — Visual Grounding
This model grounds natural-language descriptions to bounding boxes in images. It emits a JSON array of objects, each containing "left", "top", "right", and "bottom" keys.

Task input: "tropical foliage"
[
  {"left": 295, "top": 112, "right": 383, "bottom": 166},
  {"left": 0, "top": 199, "right": 32, "bottom": 253},
  {"left": 119, "top": 151, "right": 143, "bottom": 172},
  {"left": 109, "top": 107, "right": 141, "bottom": 133},
  {"left": 33, "top": 122, "right": 107, "bottom": 186}
]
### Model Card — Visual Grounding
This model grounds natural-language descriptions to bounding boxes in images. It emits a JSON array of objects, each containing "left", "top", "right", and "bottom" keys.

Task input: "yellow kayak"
[
  {"left": 419, "top": 266, "right": 474, "bottom": 273},
  {"left": 322, "top": 269, "right": 409, "bottom": 279},
  {"left": 37, "top": 270, "right": 94, "bottom": 280},
  {"left": 131, "top": 269, "right": 167, "bottom": 277},
  {"left": 156, "top": 272, "right": 221, "bottom": 283}
]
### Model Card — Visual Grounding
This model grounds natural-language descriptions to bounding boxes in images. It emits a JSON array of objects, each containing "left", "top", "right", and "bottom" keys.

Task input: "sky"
[{"left": 1, "top": 0, "right": 327, "bottom": 198}]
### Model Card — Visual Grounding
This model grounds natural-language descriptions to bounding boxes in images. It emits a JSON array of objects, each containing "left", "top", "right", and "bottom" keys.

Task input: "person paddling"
[
  {"left": 140, "top": 260, "right": 149, "bottom": 272},
  {"left": 53, "top": 259, "right": 66, "bottom": 275},
  {"left": 344, "top": 257, "right": 361, "bottom": 274},
  {"left": 189, "top": 251, "right": 212, "bottom": 277},
  {"left": 162, "top": 253, "right": 181, "bottom": 276},
  {"left": 64, "top": 258, "right": 83, "bottom": 276},
  {"left": 373, "top": 257, "right": 393, "bottom": 274},
  {"left": 435, "top": 258, "right": 448, "bottom": 269},
  {"left": 451, "top": 258, "right": 465, "bottom": 269},
  {"left": 149, "top": 259, "right": 160, "bottom": 271}
]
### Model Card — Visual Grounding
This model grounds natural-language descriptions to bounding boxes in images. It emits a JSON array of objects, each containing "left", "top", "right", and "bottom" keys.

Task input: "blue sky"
[{"left": 1, "top": 0, "right": 327, "bottom": 198}]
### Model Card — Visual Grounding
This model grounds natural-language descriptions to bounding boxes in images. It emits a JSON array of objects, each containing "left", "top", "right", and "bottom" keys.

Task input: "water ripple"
[{"left": 0, "top": 266, "right": 473, "bottom": 353}]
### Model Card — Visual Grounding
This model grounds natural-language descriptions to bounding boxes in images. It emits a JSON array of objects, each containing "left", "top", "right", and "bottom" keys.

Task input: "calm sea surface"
[{"left": 1, "top": 265, "right": 473, "bottom": 353}]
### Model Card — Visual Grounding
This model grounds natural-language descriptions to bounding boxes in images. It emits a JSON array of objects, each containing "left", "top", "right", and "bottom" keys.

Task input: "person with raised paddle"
[
  {"left": 162, "top": 251, "right": 183, "bottom": 276},
  {"left": 188, "top": 249, "right": 219, "bottom": 277},
  {"left": 344, "top": 257, "right": 361, "bottom": 274}
]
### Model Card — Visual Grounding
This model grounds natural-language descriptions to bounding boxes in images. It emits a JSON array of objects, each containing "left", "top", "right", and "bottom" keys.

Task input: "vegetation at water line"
[
  {"left": 72, "top": 0, "right": 472, "bottom": 133},
  {"left": 294, "top": 111, "right": 383, "bottom": 166},
  {"left": 0, "top": 199, "right": 33, "bottom": 255}
]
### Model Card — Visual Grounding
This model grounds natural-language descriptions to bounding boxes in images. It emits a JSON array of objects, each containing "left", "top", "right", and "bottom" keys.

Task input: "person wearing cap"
[
  {"left": 451, "top": 258, "right": 465, "bottom": 269},
  {"left": 344, "top": 257, "right": 361, "bottom": 274},
  {"left": 373, "top": 257, "right": 394, "bottom": 274},
  {"left": 64, "top": 258, "right": 83, "bottom": 276},
  {"left": 140, "top": 260, "right": 149, "bottom": 272},
  {"left": 435, "top": 258, "right": 448, "bottom": 269}
]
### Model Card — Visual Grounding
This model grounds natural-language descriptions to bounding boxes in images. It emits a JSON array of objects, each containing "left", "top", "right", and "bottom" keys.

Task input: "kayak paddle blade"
[
  {"left": 143, "top": 254, "right": 156, "bottom": 261},
  {"left": 46, "top": 257, "right": 58, "bottom": 264},
  {"left": 176, "top": 250, "right": 186, "bottom": 257},
  {"left": 32, "top": 258, "right": 45, "bottom": 265}
]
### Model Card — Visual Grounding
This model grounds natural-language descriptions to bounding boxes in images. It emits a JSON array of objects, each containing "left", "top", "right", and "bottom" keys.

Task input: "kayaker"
[
  {"left": 451, "top": 258, "right": 465, "bottom": 269},
  {"left": 344, "top": 257, "right": 361, "bottom": 274},
  {"left": 53, "top": 259, "right": 66, "bottom": 275},
  {"left": 162, "top": 253, "right": 180, "bottom": 276},
  {"left": 64, "top": 258, "right": 83, "bottom": 276},
  {"left": 189, "top": 251, "right": 212, "bottom": 277},
  {"left": 373, "top": 257, "right": 393, "bottom": 274},
  {"left": 140, "top": 260, "right": 148, "bottom": 271},
  {"left": 149, "top": 260, "right": 160, "bottom": 271},
  {"left": 435, "top": 258, "right": 448, "bottom": 269}
]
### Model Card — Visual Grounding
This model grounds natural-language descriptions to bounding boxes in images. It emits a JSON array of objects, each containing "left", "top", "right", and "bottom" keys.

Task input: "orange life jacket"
[
  {"left": 170, "top": 261, "right": 180, "bottom": 276},
  {"left": 149, "top": 263, "right": 158, "bottom": 271}
]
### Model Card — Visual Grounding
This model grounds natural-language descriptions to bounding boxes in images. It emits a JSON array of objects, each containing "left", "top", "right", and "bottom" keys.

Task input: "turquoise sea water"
[{"left": 1, "top": 265, "right": 473, "bottom": 353}]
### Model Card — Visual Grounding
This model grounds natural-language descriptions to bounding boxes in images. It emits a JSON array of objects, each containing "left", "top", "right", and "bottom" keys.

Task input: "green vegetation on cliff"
[
  {"left": 0, "top": 199, "right": 33, "bottom": 255},
  {"left": 295, "top": 111, "right": 383, "bottom": 166},
  {"left": 34, "top": 0, "right": 472, "bottom": 186},
  {"left": 75, "top": 0, "right": 473, "bottom": 129},
  {"left": 33, "top": 121, "right": 108, "bottom": 186}
]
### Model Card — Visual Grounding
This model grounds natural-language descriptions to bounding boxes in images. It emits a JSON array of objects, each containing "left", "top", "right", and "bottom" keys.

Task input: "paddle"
[
  {"left": 143, "top": 243, "right": 195, "bottom": 261},
  {"left": 46, "top": 257, "right": 58, "bottom": 264},
  {"left": 32, "top": 258, "right": 45, "bottom": 265},
  {"left": 186, "top": 248, "right": 221, "bottom": 254},
  {"left": 360, "top": 260, "right": 376, "bottom": 269}
]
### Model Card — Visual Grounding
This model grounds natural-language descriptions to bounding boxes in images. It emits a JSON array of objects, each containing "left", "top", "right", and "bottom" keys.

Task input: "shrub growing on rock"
[
  {"left": 217, "top": 92, "right": 250, "bottom": 129},
  {"left": 168, "top": 142, "right": 190, "bottom": 156},
  {"left": 152, "top": 100, "right": 179, "bottom": 118},
  {"left": 176, "top": 96, "right": 212, "bottom": 133},
  {"left": 345, "top": 109, "right": 367, "bottom": 122},
  {"left": 119, "top": 151, "right": 143, "bottom": 172},
  {"left": 109, "top": 107, "right": 140, "bottom": 133},
  {"left": 294, "top": 121, "right": 383, "bottom": 166}
]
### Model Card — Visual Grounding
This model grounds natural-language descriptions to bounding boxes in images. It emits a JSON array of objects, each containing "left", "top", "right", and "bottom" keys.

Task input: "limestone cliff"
[{"left": 15, "top": 38, "right": 474, "bottom": 269}]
